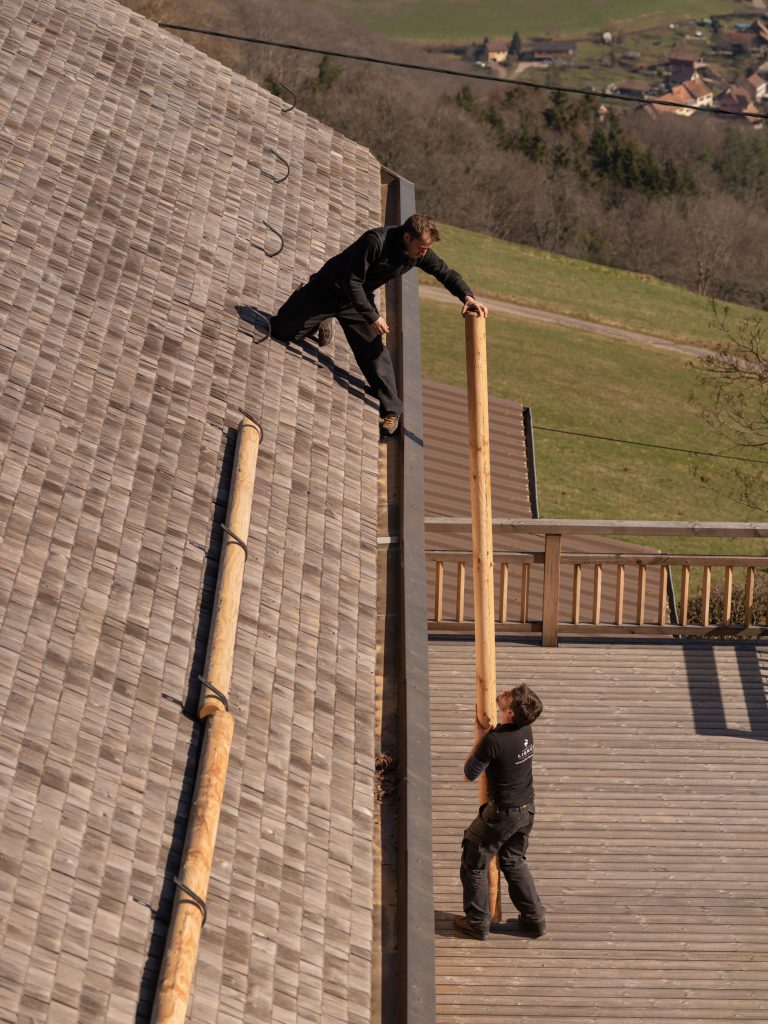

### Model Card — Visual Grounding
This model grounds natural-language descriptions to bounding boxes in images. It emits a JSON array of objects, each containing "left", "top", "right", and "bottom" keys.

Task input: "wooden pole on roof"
[
  {"left": 198, "top": 418, "right": 263, "bottom": 719},
  {"left": 464, "top": 310, "right": 501, "bottom": 923},
  {"left": 151, "top": 416, "right": 261, "bottom": 1024}
]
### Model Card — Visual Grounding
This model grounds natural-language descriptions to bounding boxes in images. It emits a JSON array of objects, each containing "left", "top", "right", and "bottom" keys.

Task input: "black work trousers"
[
  {"left": 270, "top": 279, "right": 402, "bottom": 416},
  {"left": 460, "top": 801, "right": 545, "bottom": 937}
]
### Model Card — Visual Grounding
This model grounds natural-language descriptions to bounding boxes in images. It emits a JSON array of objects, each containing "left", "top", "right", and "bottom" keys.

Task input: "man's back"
[{"left": 476, "top": 722, "right": 535, "bottom": 807}]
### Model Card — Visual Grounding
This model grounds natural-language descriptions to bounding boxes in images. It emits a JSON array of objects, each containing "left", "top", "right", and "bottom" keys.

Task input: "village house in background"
[{"left": 463, "top": 16, "right": 768, "bottom": 126}]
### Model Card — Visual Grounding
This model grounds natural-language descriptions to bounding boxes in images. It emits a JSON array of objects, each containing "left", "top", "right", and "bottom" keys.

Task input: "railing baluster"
[
  {"left": 637, "top": 564, "right": 647, "bottom": 625},
  {"left": 499, "top": 562, "right": 509, "bottom": 624},
  {"left": 456, "top": 561, "right": 466, "bottom": 623},
  {"left": 745, "top": 567, "right": 755, "bottom": 627},
  {"left": 434, "top": 560, "right": 444, "bottom": 623},
  {"left": 658, "top": 566, "right": 668, "bottom": 625},
  {"left": 702, "top": 566, "right": 712, "bottom": 627},
  {"left": 680, "top": 565, "right": 690, "bottom": 626},
  {"left": 542, "top": 533, "right": 562, "bottom": 647},
  {"left": 592, "top": 564, "right": 602, "bottom": 625},
  {"left": 615, "top": 564, "right": 625, "bottom": 625},
  {"left": 423, "top": 526, "right": 767, "bottom": 639},
  {"left": 572, "top": 564, "right": 582, "bottom": 624},
  {"left": 723, "top": 566, "right": 733, "bottom": 623}
]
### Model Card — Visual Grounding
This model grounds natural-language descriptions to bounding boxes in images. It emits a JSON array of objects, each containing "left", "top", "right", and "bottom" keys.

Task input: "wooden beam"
[
  {"left": 425, "top": 517, "right": 768, "bottom": 537},
  {"left": 198, "top": 418, "right": 262, "bottom": 719},
  {"left": 464, "top": 310, "right": 500, "bottom": 920},
  {"left": 152, "top": 711, "right": 235, "bottom": 1023}
]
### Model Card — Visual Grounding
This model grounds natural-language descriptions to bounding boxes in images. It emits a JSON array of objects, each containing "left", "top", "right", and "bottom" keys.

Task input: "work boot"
[
  {"left": 512, "top": 913, "right": 547, "bottom": 937},
  {"left": 317, "top": 319, "right": 334, "bottom": 347},
  {"left": 453, "top": 916, "right": 487, "bottom": 940},
  {"left": 379, "top": 413, "right": 400, "bottom": 437}
]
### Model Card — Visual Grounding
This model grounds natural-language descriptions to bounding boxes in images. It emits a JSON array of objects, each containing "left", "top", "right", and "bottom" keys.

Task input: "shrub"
[{"left": 686, "top": 570, "right": 768, "bottom": 626}]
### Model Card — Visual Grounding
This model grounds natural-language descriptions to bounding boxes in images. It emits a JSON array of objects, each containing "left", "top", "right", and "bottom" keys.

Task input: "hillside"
[
  {"left": 425, "top": 223, "right": 765, "bottom": 349},
  {"left": 311, "top": 0, "right": 741, "bottom": 43},
  {"left": 129, "top": 0, "right": 768, "bottom": 311},
  {"left": 420, "top": 227, "right": 768, "bottom": 554}
]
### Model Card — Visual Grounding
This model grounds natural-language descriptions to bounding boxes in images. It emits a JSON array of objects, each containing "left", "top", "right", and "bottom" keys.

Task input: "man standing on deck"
[
  {"left": 269, "top": 213, "right": 487, "bottom": 437},
  {"left": 454, "top": 684, "right": 547, "bottom": 940}
]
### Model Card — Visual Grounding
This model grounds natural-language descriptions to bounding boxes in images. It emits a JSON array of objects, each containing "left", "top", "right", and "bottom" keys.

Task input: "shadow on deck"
[{"left": 430, "top": 637, "right": 768, "bottom": 1024}]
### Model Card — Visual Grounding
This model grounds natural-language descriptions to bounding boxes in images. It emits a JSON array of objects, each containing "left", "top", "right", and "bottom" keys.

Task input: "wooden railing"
[{"left": 425, "top": 520, "right": 768, "bottom": 646}]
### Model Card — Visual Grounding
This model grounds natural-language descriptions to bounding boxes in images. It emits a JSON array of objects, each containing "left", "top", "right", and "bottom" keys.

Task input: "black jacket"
[{"left": 312, "top": 225, "right": 474, "bottom": 324}]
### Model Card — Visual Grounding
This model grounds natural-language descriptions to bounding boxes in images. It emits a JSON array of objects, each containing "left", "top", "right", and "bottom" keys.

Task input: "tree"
[
  {"left": 692, "top": 305, "right": 768, "bottom": 512},
  {"left": 511, "top": 31, "right": 522, "bottom": 56},
  {"left": 317, "top": 55, "right": 341, "bottom": 90}
]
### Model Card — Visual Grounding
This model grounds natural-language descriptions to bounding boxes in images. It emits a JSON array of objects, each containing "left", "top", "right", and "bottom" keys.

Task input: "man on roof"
[{"left": 269, "top": 213, "right": 488, "bottom": 437}]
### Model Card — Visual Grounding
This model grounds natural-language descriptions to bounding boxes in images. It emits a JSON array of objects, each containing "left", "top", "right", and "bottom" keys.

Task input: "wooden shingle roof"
[{"left": 0, "top": 1, "right": 383, "bottom": 1021}]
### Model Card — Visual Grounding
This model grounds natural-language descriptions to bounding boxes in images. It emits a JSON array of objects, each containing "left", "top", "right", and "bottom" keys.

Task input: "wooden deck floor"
[{"left": 430, "top": 638, "right": 768, "bottom": 1024}]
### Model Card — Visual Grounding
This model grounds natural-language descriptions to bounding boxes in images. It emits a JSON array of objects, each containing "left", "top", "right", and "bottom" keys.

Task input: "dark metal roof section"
[
  {"left": 422, "top": 380, "right": 662, "bottom": 621},
  {"left": 0, "top": 1, "right": 384, "bottom": 1021}
]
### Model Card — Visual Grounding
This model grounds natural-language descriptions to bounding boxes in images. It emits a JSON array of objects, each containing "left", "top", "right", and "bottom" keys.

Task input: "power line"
[
  {"left": 158, "top": 23, "right": 768, "bottom": 121},
  {"left": 535, "top": 424, "right": 768, "bottom": 464},
  {"left": 156, "top": 22, "right": 768, "bottom": 465}
]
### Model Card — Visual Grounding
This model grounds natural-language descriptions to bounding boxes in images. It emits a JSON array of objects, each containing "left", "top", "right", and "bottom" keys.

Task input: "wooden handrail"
[
  {"left": 426, "top": 517, "right": 768, "bottom": 537},
  {"left": 427, "top": 539, "right": 767, "bottom": 642},
  {"left": 426, "top": 551, "right": 768, "bottom": 568}
]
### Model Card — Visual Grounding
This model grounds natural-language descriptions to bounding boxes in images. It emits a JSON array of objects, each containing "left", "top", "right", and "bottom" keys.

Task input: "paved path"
[{"left": 419, "top": 284, "right": 713, "bottom": 360}]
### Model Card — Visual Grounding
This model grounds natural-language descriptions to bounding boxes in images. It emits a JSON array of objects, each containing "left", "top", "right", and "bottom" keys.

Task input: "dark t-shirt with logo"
[{"left": 470, "top": 723, "right": 535, "bottom": 807}]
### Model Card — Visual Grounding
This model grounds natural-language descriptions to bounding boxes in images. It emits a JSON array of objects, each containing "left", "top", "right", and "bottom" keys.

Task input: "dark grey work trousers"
[
  {"left": 461, "top": 801, "right": 545, "bottom": 937},
  {"left": 270, "top": 279, "right": 402, "bottom": 416}
]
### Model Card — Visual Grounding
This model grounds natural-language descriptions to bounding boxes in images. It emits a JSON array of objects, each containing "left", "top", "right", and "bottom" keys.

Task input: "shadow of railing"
[{"left": 683, "top": 640, "right": 768, "bottom": 741}]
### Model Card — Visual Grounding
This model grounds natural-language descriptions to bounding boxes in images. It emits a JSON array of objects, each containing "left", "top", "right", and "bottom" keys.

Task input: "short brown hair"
[
  {"left": 403, "top": 213, "right": 440, "bottom": 242},
  {"left": 510, "top": 684, "right": 543, "bottom": 725}
]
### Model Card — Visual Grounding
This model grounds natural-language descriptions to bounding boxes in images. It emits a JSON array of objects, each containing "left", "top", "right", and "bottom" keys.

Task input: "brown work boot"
[
  {"left": 317, "top": 319, "right": 334, "bottom": 347},
  {"left": 379, "top": 413, "right": 400, "bottom": 437},
  {"left": 453, "top": 915, "right": 487, "bottom": 940}
]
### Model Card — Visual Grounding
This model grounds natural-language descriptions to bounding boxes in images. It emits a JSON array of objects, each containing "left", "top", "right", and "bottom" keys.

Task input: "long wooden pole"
[
  {"left": 198, "top": 418, "right": 262, "bottom": 719},
  {"left": 464, "top": 312, "right": 500, "bottom": 922},
  {"left": 151, "top": 417, "right": 261, "bottom": 1024},
  {"left": 151, "top": 710, "right": 234, "bottom": 1023}
]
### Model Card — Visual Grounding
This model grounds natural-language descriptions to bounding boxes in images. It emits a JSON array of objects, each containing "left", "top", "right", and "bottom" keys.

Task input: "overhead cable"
[
  {"left": 535, "top": 424, "right": 768, "bottom": 464},
  {"left": 158, "top": 23, "right": 768, "bottom": 121}
]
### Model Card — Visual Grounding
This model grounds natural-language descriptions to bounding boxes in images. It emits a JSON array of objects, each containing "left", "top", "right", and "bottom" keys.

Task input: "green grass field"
[
  {"left": 420, "top": 297, "right": 768, "bottom": 555},
  {"left": 316, "top": 0, "right": 739, "bottom": 42},
  {"left": 426, "top": 224, "right": 764, "bottom": 350}
]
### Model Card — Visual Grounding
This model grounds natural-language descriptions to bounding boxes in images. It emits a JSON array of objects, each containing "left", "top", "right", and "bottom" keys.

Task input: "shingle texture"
[{"left": 0, "top": 2, "right": 381, "bottom": 1022}]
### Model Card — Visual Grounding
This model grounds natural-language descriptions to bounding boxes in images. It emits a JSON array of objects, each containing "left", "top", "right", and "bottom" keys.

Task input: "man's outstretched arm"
[{"left": 419, "top": 250, "right": 488, "bottom": 317}]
